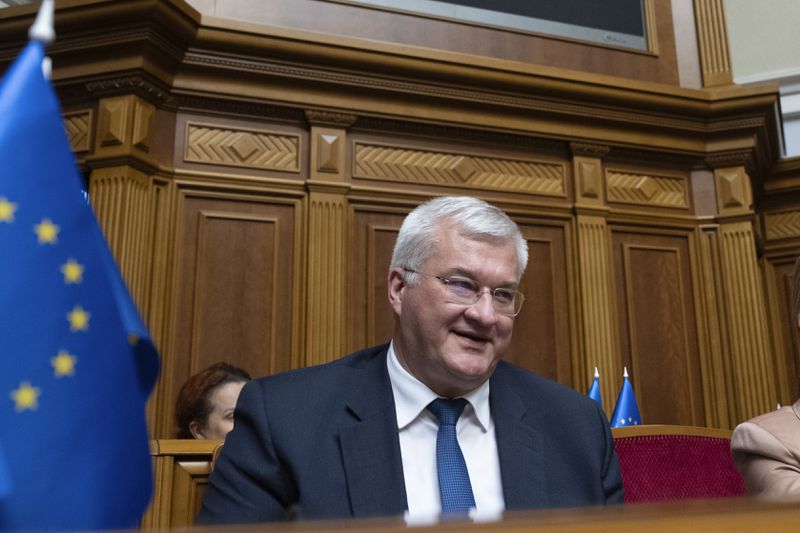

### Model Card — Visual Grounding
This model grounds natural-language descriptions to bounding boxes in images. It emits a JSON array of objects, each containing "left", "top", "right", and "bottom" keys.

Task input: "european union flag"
[
  {"left": 587, "top": 367, "right": 602, "bottom": 409},
  {"left": 610, "top": 367, "right": 642, "bottom": 428},
  {"left": 0, "top": 36, "right": 159, "bottom": 532}
]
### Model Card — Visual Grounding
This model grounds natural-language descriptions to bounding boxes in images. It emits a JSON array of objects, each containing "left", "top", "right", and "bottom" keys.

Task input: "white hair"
[{"left": 390, "top": 196, "right": 528, "bottom": 284}]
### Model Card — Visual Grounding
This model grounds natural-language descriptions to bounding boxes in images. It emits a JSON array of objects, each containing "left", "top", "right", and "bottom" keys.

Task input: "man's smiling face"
[{"left": 388, "top": 222, "right": 519, "bottom": 398}]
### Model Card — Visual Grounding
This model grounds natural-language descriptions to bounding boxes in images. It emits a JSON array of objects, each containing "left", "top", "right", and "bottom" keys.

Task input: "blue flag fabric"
[
  {"left": 0, "top": 41, "right": 159, "bottom": 531},
  {"left": 587, "top": 375, "right": 602, "bottom": 409},
  {"left": 610, "top": 373, "right": 642, "bottom": 428}
]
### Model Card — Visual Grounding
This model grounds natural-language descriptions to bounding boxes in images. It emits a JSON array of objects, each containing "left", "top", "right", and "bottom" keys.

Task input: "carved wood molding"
[
  {"left": 89, "top": 166, "right": 154, "bottom": 312},
  {"left": 576, "top": 215, "right": 620, "bottom": 414},
  {"left": 182, "top": 52, "right": 705, "bottom": 132},
  {"left": 305, "top": 110, "right": 358, "bottom": 128},
  {"left": 305, "top": 194, "right": 347, "bottom": 365},
  {"left": 184, "top": 123, "right": 300, "bottom": 173},
  {"left": 355, "top": 117, "right": 567, "bottom": 154},
  {"left": 176, "top": 96, "right": 306, "bottom": 122},
  {"left": 606, "top": 170, "right": 689, "bottom": 209},
  {"left": 695, "top": 226, "right": 732, "bottom": 428},
  {"left": 85, "top": 75, "right": 172, "bottom": 104},
  {"left": 705, "top": 151, "right": 753, "bottom": 170},
  {"left": 764, "top": 211, "right": 800, "bottom": 241},
  {"left": 573, "top": 156, "right": 604, "bottom": 206},
  {"left": 354, "top": 143, "right": 566, "bottom": 196},
  {"left": 714, "top": 166, "right": 753, "bottom": 216},
  {"left": 693, "top": 0, "right": 733, "bottom": 87},
  {"left": 570, "top": 142, "right": 610, "bottom": 157},
  {"left": 64, "top": 110, "right": 93, "bottom": 153},
  {"left": 719, "top": 221, "right": 777, "bottom": 420}
]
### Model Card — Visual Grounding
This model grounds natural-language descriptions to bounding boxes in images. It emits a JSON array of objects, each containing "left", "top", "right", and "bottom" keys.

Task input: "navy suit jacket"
[{"left": 197, "top": 344, "right": 623, "bottom": 523}]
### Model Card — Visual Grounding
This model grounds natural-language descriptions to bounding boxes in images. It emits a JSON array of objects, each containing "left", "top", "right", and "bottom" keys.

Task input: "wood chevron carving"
[
  {"left": 354, "top": 144, "right": 565, "bottom": 196},
  {"left": 606, "top": 171, "right": 688, "bottom": 208},
  {"left": 64, "top": 111, "right": 92, "bottom": 153},
  {"left": 765, "top": 211, "right": 800, "bottom": 241},
  {"left": 185, "top": 123, "right": 300, "bottom": 172}
]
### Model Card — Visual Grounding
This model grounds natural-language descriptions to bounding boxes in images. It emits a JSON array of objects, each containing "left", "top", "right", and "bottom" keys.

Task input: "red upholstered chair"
[{"left": 612, "top": 425, "right": 746, "bottom": 503}]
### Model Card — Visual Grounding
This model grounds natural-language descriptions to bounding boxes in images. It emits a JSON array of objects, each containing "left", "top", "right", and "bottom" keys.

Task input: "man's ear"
[
  {"left": 388, "top": 268, "right": 406, "bottom": 315},
  {"left": 189, "top": 420, "right": 206, "bottom": 440}
]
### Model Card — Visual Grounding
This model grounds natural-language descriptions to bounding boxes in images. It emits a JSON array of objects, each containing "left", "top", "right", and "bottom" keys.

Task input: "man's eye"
[
  {"left": 448, "top": 278, "right": 478, "bottom": 295},
  {"left": 494, "top": 289, "right": 515, "bottom": 305}
]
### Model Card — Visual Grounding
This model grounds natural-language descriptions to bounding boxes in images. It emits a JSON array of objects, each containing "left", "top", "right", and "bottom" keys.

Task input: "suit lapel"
[
  {"left": 491, "top": 364, "right": 548, "bottom": 510},
  {"left": 339, "top": 347, "right": 408, "bottom": 518}
]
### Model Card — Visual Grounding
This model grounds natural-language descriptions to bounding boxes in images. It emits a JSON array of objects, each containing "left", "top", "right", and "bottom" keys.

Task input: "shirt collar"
[{"left": 387, "top": 341, "right": 491, "bottom": 431}]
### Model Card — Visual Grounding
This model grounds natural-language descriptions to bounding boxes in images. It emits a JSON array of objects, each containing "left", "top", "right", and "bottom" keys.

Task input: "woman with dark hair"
[{"left": 175, "top": 362, "right": 251, "bottom": 439}]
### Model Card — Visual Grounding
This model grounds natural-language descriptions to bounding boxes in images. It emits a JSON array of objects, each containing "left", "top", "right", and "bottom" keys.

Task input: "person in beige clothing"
[
  {"left": 731, "top": 400, "right": 800, "bottom": 499},
  {"left": 731, "top": 256, "right": 800, "bottom": 500}
]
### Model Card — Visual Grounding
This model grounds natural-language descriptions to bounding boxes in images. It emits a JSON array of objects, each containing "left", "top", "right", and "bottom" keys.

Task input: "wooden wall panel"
[
  {"left": 505, "top": 222, "right": 573, "bottom": 384},
  {"left": 612, "top": 230, "right": 704, "bottom": 426},
  {"left": 197, "top": 0, "right": 682, "bottom": 86},
  {"left": 165, "top": 190, "right": 300, "bottom": 437},
  {"left": 27, "top": 0, "right": 788, "bottom": 447},
  {"left": 767, "top": 258, "right": 800, "bottom": 403},
  {"left": 348, "top": 207, "right": 406, "bottom": 353},
  {"left": 348, "top": 205, "right": 572, "bottom": 385}
]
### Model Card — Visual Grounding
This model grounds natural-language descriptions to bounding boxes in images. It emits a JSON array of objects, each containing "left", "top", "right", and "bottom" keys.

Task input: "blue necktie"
[{"left": 428, "top": 398, "right": 476, "bottom": 514}]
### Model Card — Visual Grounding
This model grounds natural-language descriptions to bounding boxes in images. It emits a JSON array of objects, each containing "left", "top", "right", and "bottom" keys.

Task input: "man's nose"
[{"left": 465, "top": 290, "right": 498, "bottom": 324}]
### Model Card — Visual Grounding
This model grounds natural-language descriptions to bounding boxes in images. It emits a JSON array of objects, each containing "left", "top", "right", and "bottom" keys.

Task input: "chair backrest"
[
  {"left": 612, "top": 425, "right": 746, "bottom": 503},
  {"left": 210, "top": 441, "right": 224, "bottom": 472}
]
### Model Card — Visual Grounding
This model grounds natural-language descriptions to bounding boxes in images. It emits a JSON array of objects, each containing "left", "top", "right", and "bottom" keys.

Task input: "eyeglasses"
[{"left": 403, "top": 268, "right": 525, "bottom": 317}]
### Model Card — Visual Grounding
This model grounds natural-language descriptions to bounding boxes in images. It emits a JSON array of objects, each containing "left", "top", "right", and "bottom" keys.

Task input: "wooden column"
[
  {"left": 87, "top": 94, "right": 164, "bottom": 436},
  {"left": 693, "top": 0, "right": 734, "bottom": 87},
  {"left": 303, "top": 111, "right": 356, "bottom": 366},
  {"left": 714, "top": 164, "right": 777, "bottom": 420},
  {"left": 694, "top": 222, "right": 735, "bottom": 428},
  {"left": 88, "top": 95, "right": 158, "bottom": 312},
  {"left": 571, "top": 143, "right": 620, "bottom": 414}
]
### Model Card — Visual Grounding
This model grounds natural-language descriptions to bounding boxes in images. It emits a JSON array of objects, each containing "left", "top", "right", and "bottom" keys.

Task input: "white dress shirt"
[{"left": 386, "top": 342, "right": 505, "bottom": 520}]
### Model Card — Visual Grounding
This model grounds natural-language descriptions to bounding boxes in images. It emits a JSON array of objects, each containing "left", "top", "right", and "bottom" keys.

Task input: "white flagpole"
[{"left": 28, "top": 0, "right": 55, "bottom": 79}]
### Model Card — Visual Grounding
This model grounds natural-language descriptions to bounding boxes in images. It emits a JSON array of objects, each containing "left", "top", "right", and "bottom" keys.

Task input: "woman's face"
[{"left": 190, "top": 381, "right": 246, "bottom": 440}]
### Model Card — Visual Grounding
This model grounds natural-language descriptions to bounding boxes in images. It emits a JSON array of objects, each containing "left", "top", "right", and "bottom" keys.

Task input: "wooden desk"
[
  {"left": 142, "top": 439, "right": 222, "bottom": 529},
  {"left": 184, "top": 499, "right": 800, "bottom": 532},
  {"left": 143, "top": 440, "right": 800, "bottom": 532}
]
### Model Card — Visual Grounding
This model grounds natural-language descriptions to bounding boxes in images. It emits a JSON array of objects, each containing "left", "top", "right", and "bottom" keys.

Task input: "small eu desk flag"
[
  {"left": 610, "top": 367, "right": 642, "bottom": 428},
  {"left": 0, "top": 3, "right": 159, "bottom": 531},
  {"left": 587, "top": 367, "right": 602, "bottom": 409}
]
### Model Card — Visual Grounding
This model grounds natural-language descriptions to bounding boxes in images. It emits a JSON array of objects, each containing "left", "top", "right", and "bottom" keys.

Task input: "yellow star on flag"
[
  {"left": 34, "top": 218, "right": 59, "bottom": 244},
  {"left": 52, "top": 350, "right": 77, "bottom": 377},
  {"left": 61, "top": 259, "right": 84, "bottom": 284},
  {"left": 11, "top": 381, "right": 41, "bottom": 411},
  {"left": 0, "top": 196, "right": 16, "bottom": 222},
  {"left": 67, "top": 305, "right": 90, "bottom": 332}
]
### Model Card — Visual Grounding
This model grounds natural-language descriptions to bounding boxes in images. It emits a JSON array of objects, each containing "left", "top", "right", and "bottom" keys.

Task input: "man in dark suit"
[{"left": 198, "top": 196, "right": 623, "bottom": 524}]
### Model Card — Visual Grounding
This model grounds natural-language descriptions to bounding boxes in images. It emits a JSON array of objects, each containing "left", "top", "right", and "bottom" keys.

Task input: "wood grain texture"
[
  {"left": 305, "top": 193, "right": 348, "bottom": 365},
  {"left": 693, "top": 0, "right": 733, "bottom": 86},
  {"left": 576, "top": 215, "right": 620, "bottom": 413},
  {"left": 166, "top": 190, "right": 300, "bottom": 436},
  {"left": 185, "top": 123, "right": 300, "bottom": 172},
  {"left": 719, "top": 221, "right": 778, "bottom": 419},
  {"left": 63, "top": 110, "right": 92, "bottom": 153},
  {"left": 354, "top": 143, "right": 566, "bottom": 197},
  {"left": 142, "top": 439, "right": 219, "bottom": 528},
  {"left": 606, "top": 170, "right": 689, "bottom": 210},
  {"left": 612, "top": 230, "right": 704, "bottom": 426}
]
